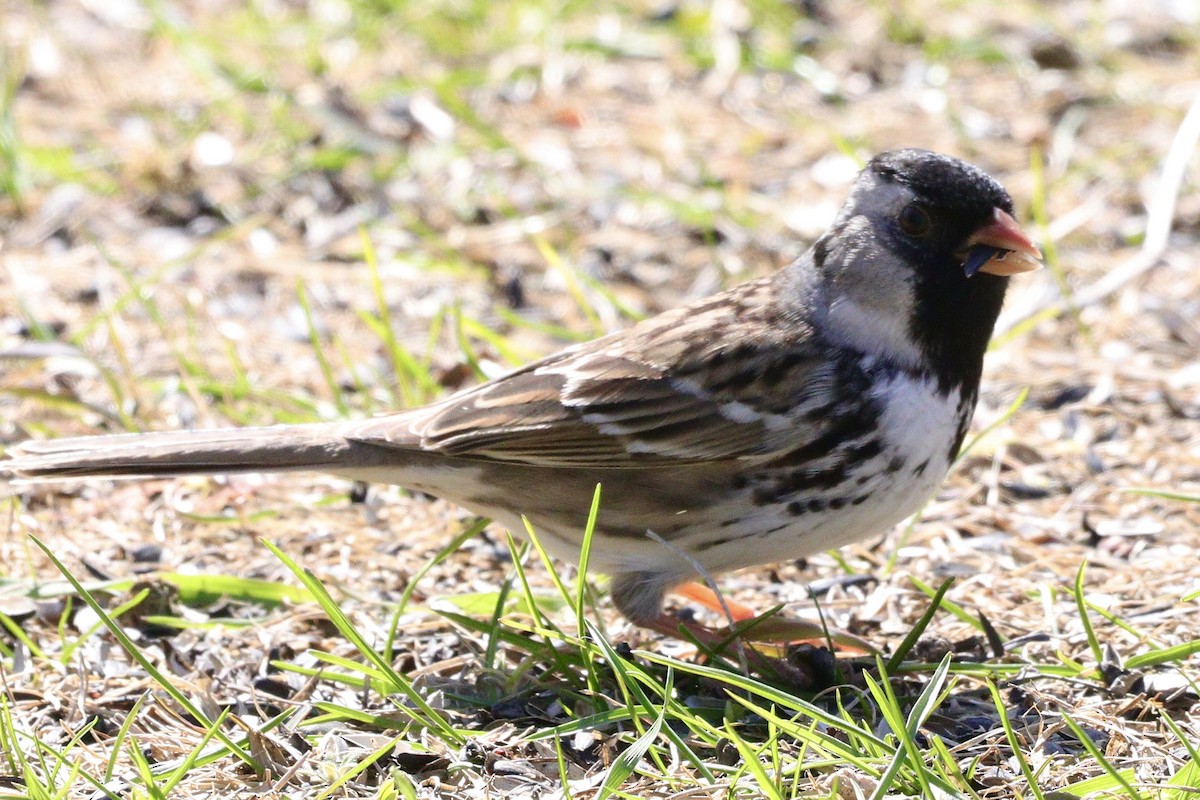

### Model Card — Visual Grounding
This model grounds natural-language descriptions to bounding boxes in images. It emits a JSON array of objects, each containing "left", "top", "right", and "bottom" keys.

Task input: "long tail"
[{"left": 3, "top": 423, "right": 359, "bottom": 481}]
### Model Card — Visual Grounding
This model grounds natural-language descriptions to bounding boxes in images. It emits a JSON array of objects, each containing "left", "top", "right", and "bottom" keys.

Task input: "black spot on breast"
[
  {"left": 851, "top": 494, "right": 869, "bottom": 505},
  {"left": 947, "top": 435, "right": 966, "bottom": 466},
  {"left": 912, "top": 458, "right": 930, "bottom": 476},
  {"left": 787, "top": 501, "right": 805, "bottom": 516},
  {"left": 753, "top": 464, "right": 850, "bottom": 506},
  {"left": 828, "top": 497, "right": 846, "bottom": 510},
  {"left": 847, "top": 439, "right": 883, "bottom": 462}
]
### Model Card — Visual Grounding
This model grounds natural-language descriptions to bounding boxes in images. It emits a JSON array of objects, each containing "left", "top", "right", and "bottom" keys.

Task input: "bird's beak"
[{"left": 961, "top": 207, "right": 1043, "bottom": 277}]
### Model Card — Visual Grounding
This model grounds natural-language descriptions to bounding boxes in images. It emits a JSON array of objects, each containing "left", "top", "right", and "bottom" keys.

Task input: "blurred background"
[
  {"left": 2, "top": 0, "right": 1200, "bottom": 796},
  {"left": 2, "top": 0, "right": 1196, "bottom": 422}
]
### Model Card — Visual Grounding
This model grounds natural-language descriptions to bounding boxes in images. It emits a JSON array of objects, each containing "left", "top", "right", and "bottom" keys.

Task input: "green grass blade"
[
  {"left": 28, "top": 535, "right": 260, "bottom": 772},
  {"left": 985, "top": 679, "right": 1047, "bottom": 800},
  {"left": 1060, "top": 713, "right": 1146, "bottom": 800},
  {"left": 1071, "top": 561, "right": 1104, "bottom": 672},
  {"left": 595, "top": 670, "right": 671, "bottom": 800},
  {"left": 261, "top": 538, "right": 465, "bottom": 744},
  {"left": 295, "top": 279, "right": 350, "bottom": 417},
  {"left": 887, "top": 578, "right": 954, "bottom": 671}
]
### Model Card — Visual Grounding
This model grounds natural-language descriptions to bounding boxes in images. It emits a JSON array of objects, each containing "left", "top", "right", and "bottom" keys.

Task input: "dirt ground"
[{"left": 2, "top": 0, "right": 1199, "bottom": 797}]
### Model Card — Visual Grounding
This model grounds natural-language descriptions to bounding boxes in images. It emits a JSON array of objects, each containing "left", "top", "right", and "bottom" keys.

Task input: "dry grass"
[{"left": 2, "top": 0, "right": 1200, "bottom": 797}]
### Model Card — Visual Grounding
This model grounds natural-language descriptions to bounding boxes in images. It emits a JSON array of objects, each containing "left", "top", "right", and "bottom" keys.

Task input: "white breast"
[{"left": 661, "top": 370, "right": 970, "bottom": 577}]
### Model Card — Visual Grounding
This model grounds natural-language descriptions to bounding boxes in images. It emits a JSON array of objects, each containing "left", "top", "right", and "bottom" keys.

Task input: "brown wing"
[{"left": 345, "top": 277, "right": 838, "bottom": 468}]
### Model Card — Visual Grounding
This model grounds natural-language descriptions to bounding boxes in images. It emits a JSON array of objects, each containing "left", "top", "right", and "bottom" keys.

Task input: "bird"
[{"left": 3, "top": 149, "right": 1041, "bottom": 651}]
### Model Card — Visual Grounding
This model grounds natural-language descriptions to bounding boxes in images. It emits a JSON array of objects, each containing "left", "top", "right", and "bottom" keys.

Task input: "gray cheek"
[
  {"left": 829, "top": 217, "right": 911, "bottom": 298},
  {"left": 848, "top": 260, "right": 913, "bottom": 311},
  {"left": 830, "top": 234, "right": 916, "bottom": 321}
]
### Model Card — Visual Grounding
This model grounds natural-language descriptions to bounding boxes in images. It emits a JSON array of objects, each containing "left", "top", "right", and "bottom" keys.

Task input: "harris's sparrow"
[{"left": 4, "top": 149, "right": 1041, "bottom": 643}]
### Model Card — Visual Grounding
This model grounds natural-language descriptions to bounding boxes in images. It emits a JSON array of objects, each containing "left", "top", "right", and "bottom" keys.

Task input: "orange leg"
[
  {"left": 670, "top": 581, "right": 877, "bottom": 655},
  {"left": 673, "top": 581, "right": 760, "bottom": 622},
  {"left": 634, "top": 606, "right": 821, "bottom": 689}
]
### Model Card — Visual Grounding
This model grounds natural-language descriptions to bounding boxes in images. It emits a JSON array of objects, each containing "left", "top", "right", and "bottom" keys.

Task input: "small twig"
[
  {"left": 1144, "top": 90, "right": 1200, "bottom": 256},
  {"left": 997, "top": 89, "right": 1200, "bottom": 336}
]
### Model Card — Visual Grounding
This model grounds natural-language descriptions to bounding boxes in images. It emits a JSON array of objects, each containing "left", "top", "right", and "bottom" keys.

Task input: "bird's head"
[{"left": 809, "top": 148, "right": 1042, "bottom": 388}]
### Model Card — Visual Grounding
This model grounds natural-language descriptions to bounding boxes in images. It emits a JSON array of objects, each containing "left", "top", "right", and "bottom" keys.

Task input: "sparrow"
[{"left": 3, "top": 149, "right": 1041, "bottom": 646}]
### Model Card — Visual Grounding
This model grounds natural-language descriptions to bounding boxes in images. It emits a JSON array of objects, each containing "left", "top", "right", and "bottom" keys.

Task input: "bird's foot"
[
  {"left": 672, "top": 581, "right": 878, "bottom": 654},
  {"left": 635, "top": 610, "right": 829, "bottom": 689},
  {"left": 632, "top": 582, "right": 878, "bottom": 689}
]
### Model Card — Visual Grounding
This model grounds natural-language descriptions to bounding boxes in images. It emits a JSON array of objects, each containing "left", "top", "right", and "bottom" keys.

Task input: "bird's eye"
[{"left": 898, "top": 203, "right": 932, "bottom": 237}]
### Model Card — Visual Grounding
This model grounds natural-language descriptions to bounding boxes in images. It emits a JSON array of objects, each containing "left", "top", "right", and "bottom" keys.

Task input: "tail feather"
[{"left": 3, "top": 423, "right": 355, "bottom": 481}]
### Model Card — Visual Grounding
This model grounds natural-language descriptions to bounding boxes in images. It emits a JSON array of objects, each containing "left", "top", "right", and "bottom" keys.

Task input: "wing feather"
[{"left": 346, "top": 277, "right": 841, "bottom": 467}]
